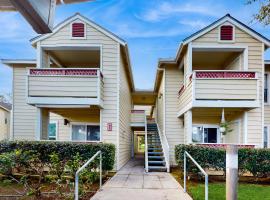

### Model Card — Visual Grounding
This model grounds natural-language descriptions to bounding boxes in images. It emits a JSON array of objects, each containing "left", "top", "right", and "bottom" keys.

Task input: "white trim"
[
  {"left": 31, "top": 14, "right": 126, "bottom": 46},
  {"left": 218, "top": 23, "right": 235, "bottom": 43},
  {"left": 243, "top": 111, "right": 248, "bottom": 144},
  {"left": 193, "top": 100, "right": 260, "bottom": 108},
  {"left": 261, "top": 43, "right": 265, "bottom": 148},
  {"left": 36, "top": 108, "right": 42, "bottom": 140},
  {"left": 37, "top": 41, "right": 41, "bottom": 68},
  {"left": 186, "top": 110, "right": 193, "bottom": 144},
  {"left": 70, "top": 123, "right": 101, "bottom": 142},
  {"left": 1, "top": 59, "right": 36, "bottom": 65},
  {"left": 243, "top": 47, "right": 248, "bottom": 70},
  {"left": 116, "top": 43, "right": 120, "bottom": 170},
  {"left": 70, "top": 20, "right": 86, "bottom": 40},
  {"left": 192, "top": 124, "right": 221, "bottom": 143},
  {"left": 163, "top": 69, "right": 166, "bottom": 140},
  {"left": 41, "top": 43, "right": 102, "bottom": 50},
  {"left": 183, "top": 16, "right": 270, "bottom": 47},
  {"left": 27, "top": 97, "right": 101, "bottom": 107}
]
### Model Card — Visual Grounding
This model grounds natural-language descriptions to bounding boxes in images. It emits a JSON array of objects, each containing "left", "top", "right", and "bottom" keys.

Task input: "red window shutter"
[
  {"left": 220, "top": 25, "right": 233, "bottom": 40},
  {"left": 72, "top": 23, "right": 85, "bottom": 37}
]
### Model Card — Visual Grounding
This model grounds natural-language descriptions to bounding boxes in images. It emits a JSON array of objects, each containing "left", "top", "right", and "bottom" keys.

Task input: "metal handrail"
[
  {"left": 184, "top": 151, "right": 208, "bottom": 200},
  {"left": 144, "top": 113, "right": 148, "bottom": 172},
  {"left": 75, "top": 151, "right": 102, "bottom": 200}
]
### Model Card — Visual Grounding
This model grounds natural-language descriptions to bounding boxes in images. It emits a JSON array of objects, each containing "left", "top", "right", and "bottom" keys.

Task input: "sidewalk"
[{"left": 91, "top": 158, "right": 192, "bottom": 200}]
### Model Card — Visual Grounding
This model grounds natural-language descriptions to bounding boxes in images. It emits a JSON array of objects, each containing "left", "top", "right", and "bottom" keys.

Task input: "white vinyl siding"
[{"left": 118, "top": 49, "right": 132, "bottom": 169}]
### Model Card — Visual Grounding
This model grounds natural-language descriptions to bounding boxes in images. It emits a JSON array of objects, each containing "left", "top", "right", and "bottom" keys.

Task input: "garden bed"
[{"left": 0, "top": 141, "right": 116, "bottom": 199}]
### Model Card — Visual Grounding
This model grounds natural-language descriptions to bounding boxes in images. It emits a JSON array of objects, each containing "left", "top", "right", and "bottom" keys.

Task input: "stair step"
[
  {"left": 148, "top": 156, "right": 164, "bottom": 160},
  {"left": 148, "top": 152, "right": 163, "bottom": 155},
  {"left": 148, "top": 160, "right": 166, "bottom": 164},
  {"left": 148, "top": 147, "right": 162, "bottom": 151},
  {"left": 148, "top": 166, "right": 167, "bottom": 172}
]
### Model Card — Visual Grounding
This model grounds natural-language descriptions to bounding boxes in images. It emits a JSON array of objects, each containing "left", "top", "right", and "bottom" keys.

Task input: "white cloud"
[
  {"left": 136, "top": 1, "right": 221, "bottom": 22},
  {"left": 178, "top": 19, "right": 209, "bottom": 29}
]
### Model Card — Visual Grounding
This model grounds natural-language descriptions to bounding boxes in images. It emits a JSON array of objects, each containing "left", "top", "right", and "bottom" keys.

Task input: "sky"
[{"left": 0, "top": 0, "right": 270, "bottom": 96}]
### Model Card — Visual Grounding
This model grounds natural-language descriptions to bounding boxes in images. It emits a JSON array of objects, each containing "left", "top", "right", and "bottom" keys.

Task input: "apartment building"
[{"left": 3, "top": 13, "right": 270, "bottom": 172}]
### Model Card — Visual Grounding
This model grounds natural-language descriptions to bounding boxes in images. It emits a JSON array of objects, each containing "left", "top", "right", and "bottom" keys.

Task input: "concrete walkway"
[{"left": 91, "top": 158, "right": 192, "bottom": 200}]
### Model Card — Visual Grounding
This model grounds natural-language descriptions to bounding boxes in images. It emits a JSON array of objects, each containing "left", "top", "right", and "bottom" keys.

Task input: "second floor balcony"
[
  {"left": 178, "top": 70, "right": 259, "bottom": 116},
  {"left": 27, "top": 68, "right": 104, "bottom": 107}
]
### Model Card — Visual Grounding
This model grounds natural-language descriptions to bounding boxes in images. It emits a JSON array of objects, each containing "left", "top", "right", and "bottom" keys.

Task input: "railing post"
[
  {"left": 184, "top": 152, "right": 186, "bottom": 193},
  {"left": 226, "top": 145, "right": 238, "bottom": 200},
  {"left": 75, "top": 172, "right": 79, "bottom": 200},
  {"left": 100, "top": 152, "right": 102, "bottom": 189},
  {"left": 205, "top": 174, "right": 208, "bottom": 200}
]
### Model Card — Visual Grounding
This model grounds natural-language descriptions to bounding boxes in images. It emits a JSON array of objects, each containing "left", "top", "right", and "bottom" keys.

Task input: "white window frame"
[
  {"left": 264, "top": 125, "right": 269, "bottom": 148},
  {"left": 264, "top": 73, "right": 270, "bottom": 104},
  {"left": 70, "top": 20, "right": 86, "bottom": 40},
  {"left": 70, "top": 122, "right": 101, "bottom": 142},
  {"left": 48, "top": 120, "right": 58, "bottom": 140},
  {"left": 218, "top": 23, "right": 235, "bottom": 43},
  {"left": 192, "top": 124, "right": 221, "bottom": 144}
]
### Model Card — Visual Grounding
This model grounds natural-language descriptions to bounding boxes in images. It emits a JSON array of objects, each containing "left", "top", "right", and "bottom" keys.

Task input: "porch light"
[{"left": 220, "top": 108, "right": 226, "bottom": 134}]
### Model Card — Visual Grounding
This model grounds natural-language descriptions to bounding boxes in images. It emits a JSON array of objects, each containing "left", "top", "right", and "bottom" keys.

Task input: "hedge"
[
  {"left": 175, "top": 145, "right": 270, "bottom": 178},
  {"left": 0, "top": 141, "right": 115, "bottom": 170}
]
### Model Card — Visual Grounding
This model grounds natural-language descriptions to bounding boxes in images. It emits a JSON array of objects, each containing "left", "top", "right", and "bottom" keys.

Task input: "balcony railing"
[
  {"left": 178, "top": 70, "right": 259, "bottom": 116},
  {"left": 130, "top": 110, "right": 146, "bottom": 126},
  {"left": 27, "top": 68, "right": 104, "bottom": 107}
]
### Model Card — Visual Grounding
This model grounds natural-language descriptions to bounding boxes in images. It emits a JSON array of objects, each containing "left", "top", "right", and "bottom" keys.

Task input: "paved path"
[{"left": 91, "top": 159, "right": 192, "bottom": 200}]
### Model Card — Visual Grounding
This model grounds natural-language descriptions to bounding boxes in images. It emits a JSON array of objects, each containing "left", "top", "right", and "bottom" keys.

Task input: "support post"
[{"left": 226, "top": 145, "right": 238, "bottom": 200}]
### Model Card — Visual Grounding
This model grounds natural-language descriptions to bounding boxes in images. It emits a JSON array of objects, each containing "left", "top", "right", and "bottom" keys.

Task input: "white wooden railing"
[
  {"left": 144, "top": 113, "right": 148, "bottom": 172},
  {"left": 156, "top": 121, "right": 170, "bottom": 172}
]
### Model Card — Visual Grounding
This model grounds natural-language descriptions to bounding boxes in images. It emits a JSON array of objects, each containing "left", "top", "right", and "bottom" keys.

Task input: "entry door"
[{"left": 204, "top": 128, "right": 218, "bottom": 143}]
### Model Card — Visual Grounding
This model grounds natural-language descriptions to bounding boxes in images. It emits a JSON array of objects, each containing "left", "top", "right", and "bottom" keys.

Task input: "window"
[
  {"left": 72, "top": 124, "right": 100, "bottom": 142},
  {"left": 4, "top": 118, "right": 7, "bottom": 124},
  {"left": 192, "top": 125, "right": 220, "bottom": 143},
  {"left": 264, "top": 126, "right": 269, "bottom": 148},
  {"left": 220, "top": 25, "right": 234, "bottom": 41},
  {"left": 48, "top": 122, "right": 57, "bottom": 140},
  {"left": 265, "top": 74, "right": 268, "bottom": 103},
  {"left": 71, "top": 22, "right": 85, "bottom": 38}
]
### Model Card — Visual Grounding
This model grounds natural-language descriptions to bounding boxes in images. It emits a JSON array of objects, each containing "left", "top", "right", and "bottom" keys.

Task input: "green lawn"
[{"left": 188, "top": 182, "right": 270, "bottom": 200}]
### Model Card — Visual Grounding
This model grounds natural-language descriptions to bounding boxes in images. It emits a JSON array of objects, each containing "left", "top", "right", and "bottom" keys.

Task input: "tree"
[{"left": 247, "top": 0, "right": 270, "bottom": 25}]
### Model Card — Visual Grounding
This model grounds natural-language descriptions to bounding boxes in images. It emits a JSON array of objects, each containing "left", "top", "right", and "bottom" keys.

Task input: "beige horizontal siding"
[
  {"left": 195, "top": 79, "right": 257, "bottom": 100},
  {"left": 28, "top": 76, "right": 98, "bottom": 97},
  {"left": 178, "top": 82, "right": 192, "bottom": 114},
  {"left": 130, "top": 112, "right": 145, "bottom": 124}
]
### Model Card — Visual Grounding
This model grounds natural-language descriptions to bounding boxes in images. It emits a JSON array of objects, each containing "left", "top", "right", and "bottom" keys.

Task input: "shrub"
[
  {"left": 175, "top": 144, "right": 270, "bottom": 178},
  {"left": 0, "top": 141, "right": 115, "bottom": 170}
]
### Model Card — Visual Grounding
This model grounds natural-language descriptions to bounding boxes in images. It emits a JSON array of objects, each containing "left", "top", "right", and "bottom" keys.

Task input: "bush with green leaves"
[
  {"left": 175, "top": 145, "right": 270, "bottom": 178},
  {"left": 0, "top": 141, "right": 115, "bottom": 170}
]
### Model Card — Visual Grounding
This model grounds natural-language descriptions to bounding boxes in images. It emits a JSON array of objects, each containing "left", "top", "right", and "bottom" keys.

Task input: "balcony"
[
  {"left": 27, "top": 68, "right": 104, "bottom": 107},
  {"left": 130, "top": 110, "right": 146, "bottom": 127},
  {"left": 178, "top": 70, "right": 259, "bottom": 116}
]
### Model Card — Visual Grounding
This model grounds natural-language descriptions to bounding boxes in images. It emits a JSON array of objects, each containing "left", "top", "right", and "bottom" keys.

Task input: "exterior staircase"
[{"left": 147, "top": 123, "right": 167, "bottom": 172}]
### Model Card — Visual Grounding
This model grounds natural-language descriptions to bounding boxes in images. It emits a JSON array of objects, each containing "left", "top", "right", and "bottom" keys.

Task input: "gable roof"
[
  {"left": 183, "top": 14, "right": 270, "bottom": 46},
  {"left": 30, "top": 13, "right": 126, "bottom": 46},
  {"left": 0, "top": 102, "right": 12, "bottom": 112}
]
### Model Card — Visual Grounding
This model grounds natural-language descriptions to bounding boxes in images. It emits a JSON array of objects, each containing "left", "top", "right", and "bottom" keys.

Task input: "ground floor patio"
[{"left": 91, "top": 158, "right": 192, "bottom": 200}]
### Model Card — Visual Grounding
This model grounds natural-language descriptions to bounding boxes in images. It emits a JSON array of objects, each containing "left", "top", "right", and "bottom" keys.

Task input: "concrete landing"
[{"left": 91, "top": 159, "right": 192, "bottom": 200}]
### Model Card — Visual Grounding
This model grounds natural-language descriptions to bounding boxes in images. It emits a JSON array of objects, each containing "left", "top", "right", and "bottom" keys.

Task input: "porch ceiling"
[
  {"left": 193, "top": 51, "right": 241, "bottom": 70},
  {"left": 192, "top": 107, "right": 247, "bottom": 122},
  {"left": 48, "top": 49, "right": 100, "bottom": 67},
  {"left": 50, "top": 107, "right": 100, "bottom": 123},
  {"left": 132, "top": 91, "right": 157, "bottom": 105}
]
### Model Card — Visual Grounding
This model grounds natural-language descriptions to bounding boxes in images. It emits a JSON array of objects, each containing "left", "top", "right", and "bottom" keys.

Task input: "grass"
[
  {"left": 188, "top": 182, "right": 270, "bottom": 200},
  {"left": 170, "top": 167, "right": 270, "bottom": 200}
]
